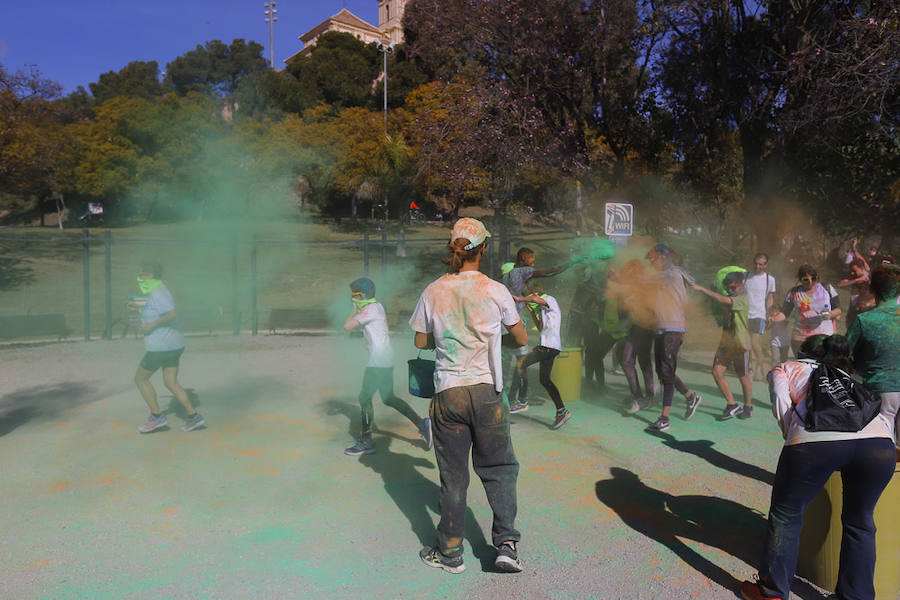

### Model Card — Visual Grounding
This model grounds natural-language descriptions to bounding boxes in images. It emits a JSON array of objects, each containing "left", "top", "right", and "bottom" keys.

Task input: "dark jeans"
[
  {"left": 511, "top": 346, "right": 564, "bottom": 410},
  {"left": 358, "top": 367, "right": 421, "bottom": 438},
  {"left": 430, "top": 383, "right": 520, "bottom": 557},
  {"left": 654, "top": 332, "right": 690, "bottom": 407},
  {"left": 758, "top": 438, "right": 896, "bottom": 600},
  {"left": 622, "top": 326, "right": 655, "bottom": 400}
]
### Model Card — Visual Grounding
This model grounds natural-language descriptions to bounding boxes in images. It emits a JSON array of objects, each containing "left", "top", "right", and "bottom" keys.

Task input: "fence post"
[
  {"left": 363, "top": 232, "right": 370, "bottom": 276},
  {"left": 231, "top": 234, "right": 239, "bottom": 336},
  {"left": 381, "top": 230, "right": 387, "bottom": 278},
  {"left": 104, "top": 230, "right": 112, "bottom": 340},
  {"left": 488, "top": 235, "right": 495, "bottom": 277},
  {"left": 251, "top": 235, "right": 258, "bottom": 336},
  {"left": 82, "top": 229, "right": 90, "bottom": 341}
]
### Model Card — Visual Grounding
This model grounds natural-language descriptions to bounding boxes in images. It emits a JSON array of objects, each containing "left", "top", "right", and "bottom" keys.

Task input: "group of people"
[{"left": 127, "top": 219, "right": 899, "bottom": 598}]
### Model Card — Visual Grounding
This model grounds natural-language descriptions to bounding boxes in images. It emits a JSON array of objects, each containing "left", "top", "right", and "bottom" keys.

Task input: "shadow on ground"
[
  {"left": 0, "top": 382, "right": 97, "bottom": 436},
  {"left": 595, "top": 467, "right": 828, "bottom": 600},
  {"left": 646, "top": 430, "right": 775, "bottom": 485},
  {"left": 324, "top": 397, "right": 499, "bottom": 572}
]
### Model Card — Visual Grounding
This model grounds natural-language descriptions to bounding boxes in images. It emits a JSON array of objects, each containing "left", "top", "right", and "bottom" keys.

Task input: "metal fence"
[{"left": 0, "top": 227, "right": 576, "bottom": 342}]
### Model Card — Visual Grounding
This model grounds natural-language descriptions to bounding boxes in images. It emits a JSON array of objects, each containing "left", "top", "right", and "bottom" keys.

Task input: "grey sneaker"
[
  {"left": 551, "top": 409, "right": 572, "bottom": 430},
  {"left": 717, "top": 404, "right": 741, "bottom": 421},
  {"left": 646, "top": 416, "right": 670, "bottom": 432},
  {"left": 494, "top": 542, "right": 523, "bottom": 572},
  {"left": 138, "top": 414, "right": 168, "bottom": 433},
  {"left": 419, "top": 546, "right": 465, "bottom": 574},
  {"left": 684, "top": 393, "right": 702, "bottom": 420},
  {"left": 509, "top": 400, "right": 529, "bottom": 414},
  {"left": 181, "top": 413, "right": 206, "bottom": 432},
  {"left": 737, "top": 405, "right": 754, "bottom": 420},
  {"left": 626, "top": 396, "right": 650, "bottom": 415},
  {"left": 419, "top": 417, "right": 434, "bottom": 450},
  {"left": 344, "top": 438, "right": 375, "bottom": 456}
]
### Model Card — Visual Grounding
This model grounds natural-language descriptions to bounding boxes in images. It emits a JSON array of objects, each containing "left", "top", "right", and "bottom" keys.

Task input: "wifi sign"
[{"left": 604, "top": 203, "right": 634, "bottom": 237}]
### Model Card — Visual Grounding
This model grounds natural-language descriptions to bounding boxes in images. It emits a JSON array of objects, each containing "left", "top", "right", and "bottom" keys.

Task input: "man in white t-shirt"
[
  {"left": 343, "top": 277, "right": 432, "bottom": 456},
  {"left": 410, "top": 217, "right": 528, "bottom": 575},
  {"left": 508, "top": 281, "right": 571, "bottom": 429},
  {"left": 743, "top": 252, "right": 776, "bottom": 379}
]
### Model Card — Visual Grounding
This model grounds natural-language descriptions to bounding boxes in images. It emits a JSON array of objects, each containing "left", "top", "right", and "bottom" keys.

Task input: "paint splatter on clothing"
[
  {"left": 410, "top": 271, "right": 520, "bottom": 393},
  {"left": 847, "top": 298, "right": 900, "bottom": 394}
]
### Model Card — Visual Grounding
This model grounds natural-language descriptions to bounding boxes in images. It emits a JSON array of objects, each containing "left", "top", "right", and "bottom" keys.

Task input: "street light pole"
[
  {"left": 264, "top": 1, "right": 278, "bottom": 69},
  {"left": 376, "top": 40, "right": 395, "bottom": 129}
]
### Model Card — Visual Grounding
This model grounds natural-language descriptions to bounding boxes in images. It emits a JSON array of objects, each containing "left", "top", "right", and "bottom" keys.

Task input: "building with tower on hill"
[{"left": 284, "top": 1, "right": 406, "bottom": 65}]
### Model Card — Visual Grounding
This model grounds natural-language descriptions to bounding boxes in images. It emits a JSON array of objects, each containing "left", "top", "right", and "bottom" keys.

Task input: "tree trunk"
[{"left": 56, "top": 194, "right": 66, "bottom": 230}]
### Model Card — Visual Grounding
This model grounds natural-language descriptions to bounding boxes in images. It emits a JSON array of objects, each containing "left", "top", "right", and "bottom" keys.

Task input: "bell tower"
[{"left": 377, "top": 0, "right": 405, "bottom": 44}]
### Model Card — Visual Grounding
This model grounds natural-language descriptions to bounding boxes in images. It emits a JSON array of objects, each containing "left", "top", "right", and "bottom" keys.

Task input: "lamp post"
[
  {"left": 264, "top": 1, "right": 278, "bottom": 68},
  {"left": 375, "top": 39, "right": 395, "bottom": 129},
  {"left": 375, "top": 39, "right": 395, "bottom": 224}
]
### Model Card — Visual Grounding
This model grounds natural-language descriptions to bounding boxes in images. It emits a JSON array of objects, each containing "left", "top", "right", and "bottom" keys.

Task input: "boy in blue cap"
[{"left": 343, "top": 277, "right": 432, "bottom": 455}]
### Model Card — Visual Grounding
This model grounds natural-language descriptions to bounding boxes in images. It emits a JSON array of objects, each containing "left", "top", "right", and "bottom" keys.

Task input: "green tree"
[
  {"left": 89, "top": 60, "right": 165, "bottom": 103},
  {"left": 0, "top": 63, "right": 76, "bottom": 225},
  {"left": 287, "top": 32, "right": 379, "bottom": 109},
  {"left": 165, "top": 39, "right": 267, "bottom": 97}
]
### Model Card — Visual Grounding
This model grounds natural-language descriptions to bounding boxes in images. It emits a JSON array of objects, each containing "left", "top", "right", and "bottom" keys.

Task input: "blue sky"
[{"left": 0, "top": 0, "right": 380, "bottom": 94}]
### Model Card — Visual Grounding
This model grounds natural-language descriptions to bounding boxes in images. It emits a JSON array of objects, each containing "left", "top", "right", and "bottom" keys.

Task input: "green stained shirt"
[
  {"left": 721, "top": 294, "right": 750, "bottom": 350},
  {"left": 847, "top": 298, "right": 900, "bottom": 393}
]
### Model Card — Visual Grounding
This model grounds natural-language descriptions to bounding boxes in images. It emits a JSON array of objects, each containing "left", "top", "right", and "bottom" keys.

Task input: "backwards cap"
[
  {"left": 349, "top": 277, "right": 375, "bottom": 299},
  {"left": 450, "top": 217, "right": 491, "bottom": 251}
]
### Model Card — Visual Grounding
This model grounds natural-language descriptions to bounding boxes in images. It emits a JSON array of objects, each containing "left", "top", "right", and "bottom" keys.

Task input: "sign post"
[{"left": 605, "top": 202, "right": 633, "bottom": 245}]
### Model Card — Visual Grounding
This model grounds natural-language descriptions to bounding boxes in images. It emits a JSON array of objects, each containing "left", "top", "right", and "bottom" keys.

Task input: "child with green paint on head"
[
  {"left": 342, "top": 277, "right": 432, "bottom": 456},
  {"left": 134, "top": 261, "right": 204, "bottom": 433},
  {"left": 509, "top": 281, "right": 571, "bottom": 429},
  {"left": 691, "top": 271, "right": 755, "bottom": 421}
]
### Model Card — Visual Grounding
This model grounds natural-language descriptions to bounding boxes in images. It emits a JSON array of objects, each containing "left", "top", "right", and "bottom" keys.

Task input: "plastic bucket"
[
  {"left": 408, "top": 357, "right": 435, "bottom": 398},
  {"left": 550, "top": 347, "right": 583, "bottom": 403},
  {"left": 798, "top": 454, "right": 900, "bottom": 598}
]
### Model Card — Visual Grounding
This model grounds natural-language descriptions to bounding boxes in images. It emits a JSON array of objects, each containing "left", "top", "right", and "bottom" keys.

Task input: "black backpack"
[{"left": 804, "top": 363, "right": 882, "bottom": 432}]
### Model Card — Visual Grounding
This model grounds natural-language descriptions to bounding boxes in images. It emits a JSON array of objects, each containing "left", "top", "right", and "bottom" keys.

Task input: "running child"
[
  {"left": 343, "top": 277, "right": 432, "bottom": 456},
  {"left": 637, "top": 244, "right": 702, "bottom": 432},
  {"left": 134, "top": 261, "right": 204, "bottom": 433},
  {"left": 502, "top": 247, "right": 570, "bottom": 406},
  {"left": 509, "top": 281, "right": 571, "bottom": 429},
  {"left": 691, "top": 272, "right": 754, "bottom": 420}
]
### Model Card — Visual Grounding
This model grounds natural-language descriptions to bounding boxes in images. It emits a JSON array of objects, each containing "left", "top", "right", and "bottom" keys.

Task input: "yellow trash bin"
[
  {"left": 798, "top": 454, "right": 900, "bottom": 599},
  {"left": 550, "top": 347, "right": 583, "bottom": 403}
]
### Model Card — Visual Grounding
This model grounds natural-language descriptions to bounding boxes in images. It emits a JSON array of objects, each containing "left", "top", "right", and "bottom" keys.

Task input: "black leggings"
[
  {"left": 622, "top": 326, "right": 654, "bottom": 400},
  {"left": 358, "top": 367, "right": 421, "bottom": 437},
  {"left": 511, "top": 346, "right": 564, "bottom": 410}
]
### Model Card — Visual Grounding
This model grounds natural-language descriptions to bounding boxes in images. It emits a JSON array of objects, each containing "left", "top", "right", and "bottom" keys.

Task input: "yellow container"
[
  {"left": 550, "top": 347, "right": 583, "bottom": 403},
  {"left": 798, "top": 456, "right": 900, "bottom": 599}
]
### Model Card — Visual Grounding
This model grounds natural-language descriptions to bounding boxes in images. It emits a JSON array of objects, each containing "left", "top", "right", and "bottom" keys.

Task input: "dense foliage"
[{"left": 0, "top": 2, "right": 896, "bottom": 251}]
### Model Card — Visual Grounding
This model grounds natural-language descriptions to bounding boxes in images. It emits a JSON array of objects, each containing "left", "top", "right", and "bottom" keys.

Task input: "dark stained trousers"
[
  {"left": 358, "top": 367, "right": 421, "bottom": 439},
  {"left": 622, "top": 325, "right": 655, "bottom": 400},
  {"left": 430, "top": 383, "right": 520, "bottom": 558},
  {"left": 758, "top": 438, "right": 896, "bottom": 600},
  {"left": 654, "top": 331, "right": 690, "bottom": 407}
]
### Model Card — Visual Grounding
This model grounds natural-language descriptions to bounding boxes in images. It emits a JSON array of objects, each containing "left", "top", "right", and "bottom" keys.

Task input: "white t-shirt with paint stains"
[
  {"left": 537, "top": 295, "right": 562, "bottom": 351},
  {"left": 410, "top": 270, "right": 521, "bottom": 394},
  {"left": 349, "top": 302, "right": 394, "bottom": 368}
]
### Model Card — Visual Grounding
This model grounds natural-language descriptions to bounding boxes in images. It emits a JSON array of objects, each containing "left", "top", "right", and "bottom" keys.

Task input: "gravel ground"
[{"left": 0, "top": 334, "right": 844, "bottom": 599}]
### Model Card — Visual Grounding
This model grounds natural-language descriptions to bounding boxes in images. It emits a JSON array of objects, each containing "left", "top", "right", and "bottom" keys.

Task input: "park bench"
[
  {"left": 0, "top": 314, "right": 71, "bottom": 341},
  {"left": 267, "top": 308, "right": 332, "bottom": 333},
  {"left": 177, "top": 307, "right": 224, "bottom": 336}
]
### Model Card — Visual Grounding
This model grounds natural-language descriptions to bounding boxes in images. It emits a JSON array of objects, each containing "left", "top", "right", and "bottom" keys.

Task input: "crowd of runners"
[{"left": 127, "top": 218, "right": 899, "bottom": 599}]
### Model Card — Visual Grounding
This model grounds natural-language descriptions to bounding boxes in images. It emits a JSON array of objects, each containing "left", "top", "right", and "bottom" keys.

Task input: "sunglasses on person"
[{"left": 800, "top": 276, "right": 817, "bottom": 283}]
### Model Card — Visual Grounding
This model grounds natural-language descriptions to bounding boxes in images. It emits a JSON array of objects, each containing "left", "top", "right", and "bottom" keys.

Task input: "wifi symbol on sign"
[{"left": 605, "top": 203, "right": 633, "bottom": 236}]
